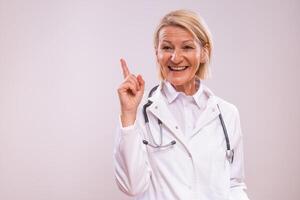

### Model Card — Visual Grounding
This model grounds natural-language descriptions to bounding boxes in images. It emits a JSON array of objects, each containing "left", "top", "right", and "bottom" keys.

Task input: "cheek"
[
  {"left": 191, "top": 52, "right": 201, "bottom": 66},
  {"left": 157, "top": 54, "right": 163, "bottom": 62},
  {"left": 157, "top": 52, "right": 169, "bottom": 65}
]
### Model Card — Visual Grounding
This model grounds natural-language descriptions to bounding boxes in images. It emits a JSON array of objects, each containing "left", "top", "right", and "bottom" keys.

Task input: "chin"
[{"left": 167, "top": 77, "right": 190, "bottom": 87}]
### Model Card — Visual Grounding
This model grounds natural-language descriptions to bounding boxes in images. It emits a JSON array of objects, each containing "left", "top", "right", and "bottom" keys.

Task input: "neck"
[{"left": 172, "top": 77, "right": 198, "bottom": 96}]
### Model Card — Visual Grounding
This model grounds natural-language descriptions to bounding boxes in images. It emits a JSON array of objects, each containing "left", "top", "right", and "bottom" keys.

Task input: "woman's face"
[{"left": 156, "top": 26, "right": 204, "bottom": 92}]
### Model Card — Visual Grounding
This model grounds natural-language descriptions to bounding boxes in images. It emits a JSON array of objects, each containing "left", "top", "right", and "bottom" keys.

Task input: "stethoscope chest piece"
[{"left": 226, "top": 149, "right": 234, "bottom": 163}]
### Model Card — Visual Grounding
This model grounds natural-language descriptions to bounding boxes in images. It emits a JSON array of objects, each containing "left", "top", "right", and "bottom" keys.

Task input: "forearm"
[
  {"left": 229, "top": 107, "right": 250, "bottom": 200},
  {"left": 113, "top": 122, "right": 151, "bottom": 196}
]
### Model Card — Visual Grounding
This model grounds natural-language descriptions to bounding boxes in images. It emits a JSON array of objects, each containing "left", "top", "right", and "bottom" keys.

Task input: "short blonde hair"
[{"left": 154, "top": 10, "right": 213, "bottom": 80}]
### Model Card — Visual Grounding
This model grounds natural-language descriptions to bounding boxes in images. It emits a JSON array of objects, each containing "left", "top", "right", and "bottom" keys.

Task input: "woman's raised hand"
[{"left": 117, "top": 58, "right": 145, "bottom": 127}]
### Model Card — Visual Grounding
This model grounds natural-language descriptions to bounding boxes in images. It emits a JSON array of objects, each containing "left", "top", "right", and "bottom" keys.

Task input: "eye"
[
  {"left": 183, "top": 45, "right": 194, "bottom": 49},
  {"left": 161, "top": 46, "right": 172, "bottom": 50}
]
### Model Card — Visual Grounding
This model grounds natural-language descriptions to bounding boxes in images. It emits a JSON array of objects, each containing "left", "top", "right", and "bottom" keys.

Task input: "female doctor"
[{"left": 114, "top": 10, "right": 249, "bottom": 200}]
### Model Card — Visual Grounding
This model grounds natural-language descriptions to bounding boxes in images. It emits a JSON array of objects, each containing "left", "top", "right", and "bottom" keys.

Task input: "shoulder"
[
  {"left": 202, "top": 83, "right": 239, "bottom": 117},
  {"left": 215, "top": 96, "right": 239, "bottom": 117}
]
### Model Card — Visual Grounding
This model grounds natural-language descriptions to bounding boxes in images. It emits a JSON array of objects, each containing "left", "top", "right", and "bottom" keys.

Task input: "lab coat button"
[
  {"left": 175, "top": 126, "right": 178, "bottom": 129},
  {"left": 155, "top": 106, "right": 158, "bottom": 109}
]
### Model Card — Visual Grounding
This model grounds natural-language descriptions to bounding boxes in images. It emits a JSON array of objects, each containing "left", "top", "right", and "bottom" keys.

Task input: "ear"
[{"left": 200, "top": 45, "right": 209, "bottom": 63}]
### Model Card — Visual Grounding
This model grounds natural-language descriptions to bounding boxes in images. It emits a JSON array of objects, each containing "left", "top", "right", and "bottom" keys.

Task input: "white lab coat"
[{"left": 114, "top": 83, "right": 249, "bottom": 200}]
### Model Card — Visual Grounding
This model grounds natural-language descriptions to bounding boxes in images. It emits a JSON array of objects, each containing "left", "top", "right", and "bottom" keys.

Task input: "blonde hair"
[{"left": 154, "top": 10, "right": 213, "bottom": 80}]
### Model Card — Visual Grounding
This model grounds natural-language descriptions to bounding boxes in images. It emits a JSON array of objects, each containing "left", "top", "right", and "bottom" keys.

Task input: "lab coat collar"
[
  {"left": 161, "top": 80, "right": 178, "bottom": 103},
  {"left": 162, "top": 79, "right": 205, "bottom": 109},
  {"left": 149, "top": 80, "right": 218, "bottom": 106}
]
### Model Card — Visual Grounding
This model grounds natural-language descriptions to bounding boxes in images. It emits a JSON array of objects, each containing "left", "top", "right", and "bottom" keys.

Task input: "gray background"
[{"left": 0, "top": 0, "right": 299, "bottom": 199}]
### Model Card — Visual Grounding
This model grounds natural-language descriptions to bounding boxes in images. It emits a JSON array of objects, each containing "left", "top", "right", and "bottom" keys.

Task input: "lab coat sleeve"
[
  {"left": 229, "top": 107, "right": 250, "bottom": 200},
  {"left": 113, "top": 112, "right": 152, "bottom": 196}
]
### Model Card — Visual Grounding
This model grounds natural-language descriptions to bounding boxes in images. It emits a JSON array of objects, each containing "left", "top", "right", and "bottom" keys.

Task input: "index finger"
[{"left": 120, "top": 58, "right": 130, "bottom": 79}]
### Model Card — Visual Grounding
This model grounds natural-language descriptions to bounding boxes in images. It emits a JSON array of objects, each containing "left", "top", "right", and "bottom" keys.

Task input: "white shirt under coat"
[
  {"left": 114, "top": 80, "right": 250, "bottom": 200},
  {"left": 162, "top": 80, "right": 208, "bottom": 139}
]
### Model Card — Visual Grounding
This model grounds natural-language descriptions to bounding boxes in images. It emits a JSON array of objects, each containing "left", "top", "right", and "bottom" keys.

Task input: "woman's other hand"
[{"left": 117, "top": 58, "right": 145, "bottom": 127}]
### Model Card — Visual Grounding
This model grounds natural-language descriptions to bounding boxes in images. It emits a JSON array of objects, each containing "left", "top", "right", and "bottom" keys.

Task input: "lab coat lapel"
[
  {"left": 193, "top": 97, "right": 221, "bottom": 135},
  {"left": 147, "top": 88, "right": 189, "bottom": 147}
]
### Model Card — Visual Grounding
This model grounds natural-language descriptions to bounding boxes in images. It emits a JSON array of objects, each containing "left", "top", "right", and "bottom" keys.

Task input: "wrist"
[{"left": 120, "top": 111, "right": 137, "bottom": 127}]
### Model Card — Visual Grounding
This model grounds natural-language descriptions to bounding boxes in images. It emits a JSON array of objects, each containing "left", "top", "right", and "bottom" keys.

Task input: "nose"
[{"left": 170, "top": 49, "right": 183, "bottom": 64}]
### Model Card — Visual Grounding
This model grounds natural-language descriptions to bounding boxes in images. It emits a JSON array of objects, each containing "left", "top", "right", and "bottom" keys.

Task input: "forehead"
[{"left": 158, "top": 25, "right": 195, "bottom": 42}]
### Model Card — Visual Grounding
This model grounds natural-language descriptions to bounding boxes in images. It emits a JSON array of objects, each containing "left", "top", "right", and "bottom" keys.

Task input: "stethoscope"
[{"left": 142, "top": 85, "right": 235, "bottom": 163}]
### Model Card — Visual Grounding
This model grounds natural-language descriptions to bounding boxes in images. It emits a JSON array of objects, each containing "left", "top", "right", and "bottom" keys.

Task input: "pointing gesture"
[
  {"left": 121, "top": 58, "right": 130, "bottom": 78},
  {"left": 118, "top": 58, "right": 145, "bottom": 127}
]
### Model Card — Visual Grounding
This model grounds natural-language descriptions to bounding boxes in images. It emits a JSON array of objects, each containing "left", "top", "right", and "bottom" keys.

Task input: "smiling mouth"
[{"left": 168, "top": 66, "right": 189, "bottom": 71}]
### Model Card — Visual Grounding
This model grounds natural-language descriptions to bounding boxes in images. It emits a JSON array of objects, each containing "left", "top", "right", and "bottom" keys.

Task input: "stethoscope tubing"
[{"left": 142, "top": 85, "right": 234, "bottom": 163}]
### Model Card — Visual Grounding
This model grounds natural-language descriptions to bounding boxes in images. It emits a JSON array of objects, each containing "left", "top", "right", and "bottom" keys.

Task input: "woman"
[{"left": 114, "top": 10, "right": 249, "bottom": 200}]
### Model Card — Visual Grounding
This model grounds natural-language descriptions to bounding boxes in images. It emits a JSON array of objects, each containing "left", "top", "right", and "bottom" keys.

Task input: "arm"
[
  {"left": 113, "top": 117, "right": 152, "bottom": 196},
  {"left": 229, "top": 108, "right": 250, "bottom": 200},
  {"left": 114, "top": 58, "right": 150, "bottom": 196}
]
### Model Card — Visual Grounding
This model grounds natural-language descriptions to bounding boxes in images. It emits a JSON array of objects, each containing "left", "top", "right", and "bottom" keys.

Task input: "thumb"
[{"left": 137, "top": 75, "right": 145, "bottom": 91}]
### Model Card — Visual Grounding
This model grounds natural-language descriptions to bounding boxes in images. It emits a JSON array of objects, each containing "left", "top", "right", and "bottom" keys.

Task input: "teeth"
[{"left": 169, "top": 66, "right": 188, "bottom": 71}]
